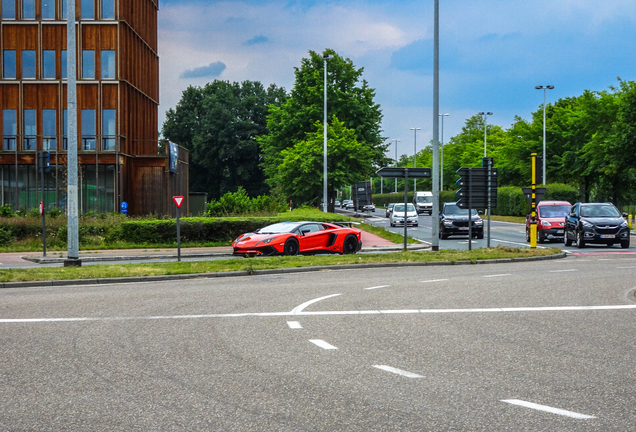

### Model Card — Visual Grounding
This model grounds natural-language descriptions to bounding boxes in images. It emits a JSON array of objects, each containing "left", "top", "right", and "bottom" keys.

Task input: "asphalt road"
[
  {"left": 2, "top": 254, "right": 636, "bottom": 430},
  {"left": 340, "top": 207, "right": 635, "bottom": 252}
]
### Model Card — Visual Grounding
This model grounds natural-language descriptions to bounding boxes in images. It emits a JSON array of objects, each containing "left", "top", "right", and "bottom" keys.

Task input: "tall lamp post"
[
  {"left": 478, "top": 112, "right": 493, "bottom": 157},
  {"left": 392, "top": 139, "right": 401, "bottom": 193},
  {"left": 410, "top": 128, "right": 420, "bottom": 192},
  {"left": 535, "top": 85, "right": 554, "bottom": 185},
  {"left": 322, "top": 53, "right": 333, "bottom": 213},
  {"left": 438, "top": 113, "right": 449, "bottom": 190}
]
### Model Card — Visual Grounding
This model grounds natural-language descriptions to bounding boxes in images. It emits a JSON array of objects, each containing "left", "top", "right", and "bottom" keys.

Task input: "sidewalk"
[{"left": 18, "top": 230, "right": 429, "bottom": 264}]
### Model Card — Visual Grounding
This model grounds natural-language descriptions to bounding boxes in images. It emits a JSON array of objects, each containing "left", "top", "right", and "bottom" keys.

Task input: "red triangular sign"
[{"left": 173, "top": 196, "right": 184, "bottom": 208}]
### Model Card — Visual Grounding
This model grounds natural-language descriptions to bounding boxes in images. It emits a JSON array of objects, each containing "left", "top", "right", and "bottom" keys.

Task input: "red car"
[
  {"left": 525, "top": 200, "right": 572, "bottom": 243},
  {"left": 232, "top": 221, "right": 362, "bottom": 257}
]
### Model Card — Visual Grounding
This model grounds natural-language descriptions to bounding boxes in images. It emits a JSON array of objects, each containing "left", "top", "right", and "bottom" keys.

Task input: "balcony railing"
[{"left": 1, "top": 134, "right": 124, "bottom": 152}]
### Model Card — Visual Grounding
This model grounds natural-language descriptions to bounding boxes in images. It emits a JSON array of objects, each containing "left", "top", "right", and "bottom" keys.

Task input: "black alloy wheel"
[
  {"left": 621, "top": 239, "right": 630, "bottom": 249},
  {"left": 577, "top": 230, "right": 586, "bottom": 248},
  {"left": 343, "top": 235, "right": 358, "bottom": 254},
  {"left": 284, "top": 238, "right": 299, "bottom": 256},
  {"left": 564, "top": 231, "right": 572, "bottom": 246}
]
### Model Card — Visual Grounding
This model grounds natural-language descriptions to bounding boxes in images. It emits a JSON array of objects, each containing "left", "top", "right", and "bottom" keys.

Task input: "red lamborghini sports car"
[{"left": 232, "top": 221, "right": 362, "bottom": 257}]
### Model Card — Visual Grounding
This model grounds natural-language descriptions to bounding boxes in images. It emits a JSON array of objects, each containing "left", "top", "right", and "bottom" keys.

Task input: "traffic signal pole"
[{"left": 530, "top": 153, "right": 538, "bottom": 248}]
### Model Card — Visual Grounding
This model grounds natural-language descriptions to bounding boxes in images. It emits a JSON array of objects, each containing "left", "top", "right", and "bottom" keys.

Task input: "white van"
[{"left": 413, "top": 191, "right": 434, "bottom": 215}]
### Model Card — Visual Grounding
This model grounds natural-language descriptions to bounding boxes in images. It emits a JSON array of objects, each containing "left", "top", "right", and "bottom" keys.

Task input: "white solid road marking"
[
  {"left": 501, "top": 399, "right": 595, "bottom": 419},
  {"left": 373, "top": 365, "right": 423, "bottom": 378},
  {"left": 549, "top": 269, "right": 577, "bottom": 273},
  {"left": 364, "top": 285, "right": 390, "bottom": 290},
  {"left": 309, "top": 339, "right": 338, "bottom": 350},
  {"left": 420, "top": 279, "right": 449, "bottom": 283},
  {"left": 483, "top": 274, "right": 511, "bottom": 278},
  {"left": 493, "top": 239, "right": 547, "bottom": 249},
  {"left": 291, "top": 293, "right": 341, "bottom": 315},
  {"left": 287, "top": 321, "right": 302, "bottom": 329},
  {"left": 617, "top": 266, "right": 636, "bottom": 269},
  {"left": 4, "top": 305, "right": 636, "bottom": 324}
]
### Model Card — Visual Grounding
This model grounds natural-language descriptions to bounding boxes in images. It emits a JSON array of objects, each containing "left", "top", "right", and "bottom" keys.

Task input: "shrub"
[
  {"left": 0, "top": 227, "right": 12, "bottom": 246},
  {"left": 0, "top": 204, "right": 14, "bottom": 217}
]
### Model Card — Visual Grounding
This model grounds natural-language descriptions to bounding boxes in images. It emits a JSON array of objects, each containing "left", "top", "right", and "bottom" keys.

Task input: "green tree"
[
  {"left": 277, "top": 118, "right": 374, "bottom": 205},
  {"left": 162, "top": 80, "right": 287, "bottom": 199},
  {"left": 259, "top": 49, "right": 388, "bottom": 202}
]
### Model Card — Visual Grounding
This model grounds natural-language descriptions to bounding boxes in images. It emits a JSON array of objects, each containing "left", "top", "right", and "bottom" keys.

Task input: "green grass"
[
  {"left": 490, "top": 215, "right": 526, "bottom": 224},
  {"left": 0, "top": 246, "right": 561, "bottom": 283}
]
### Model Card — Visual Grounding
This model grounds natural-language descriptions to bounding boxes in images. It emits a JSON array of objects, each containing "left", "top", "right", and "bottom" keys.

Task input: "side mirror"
[
  {"left": 301, "top": 229, "right": 311, "bottom": 235},
  {"left": 623, "top": 212, "right": 629, "bottom": 218}
]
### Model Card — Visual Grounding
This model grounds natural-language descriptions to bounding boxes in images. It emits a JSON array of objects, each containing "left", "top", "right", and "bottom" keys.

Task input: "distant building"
[{"left": 0, "top": 0, "right": 188, "bottom": 216}]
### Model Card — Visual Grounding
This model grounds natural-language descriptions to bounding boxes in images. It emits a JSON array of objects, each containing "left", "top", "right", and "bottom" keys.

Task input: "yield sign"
[{"left": 173, "top": 196, "right": 184, "bottom": 208}]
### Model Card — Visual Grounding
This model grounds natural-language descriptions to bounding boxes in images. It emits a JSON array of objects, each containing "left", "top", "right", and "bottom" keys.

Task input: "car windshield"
[
  {"left": 256, "top": 222, "right": 299, "bottom": 234},
  {"left": 416, "top": 196, "right": 433, "bottom": 203},
  {"left": 394, "top": 204, "right": 415, "bottom": 212},
  {"left": 444, "top": 205, "right": 477, "bottom": 216},
  {"left": 580, "top": 205, "right": 621, "bottom": 218},
  {"left": 539, "top": 205, "right": 570, "bottom": 218}
]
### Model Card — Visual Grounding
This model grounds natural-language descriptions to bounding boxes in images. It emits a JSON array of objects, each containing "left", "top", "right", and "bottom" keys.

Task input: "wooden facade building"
[{"left": 0, "top": 0, "right": 188, "bottom": 216}]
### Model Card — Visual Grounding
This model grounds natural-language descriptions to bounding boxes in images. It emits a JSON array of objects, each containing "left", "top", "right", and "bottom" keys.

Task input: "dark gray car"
[{"left": 564, "top": 202, "right": 630, "bottom": 248}]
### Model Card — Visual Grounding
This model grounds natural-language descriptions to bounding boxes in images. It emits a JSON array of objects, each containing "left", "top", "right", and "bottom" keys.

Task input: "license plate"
[
  {"left": 556, "top": 230, "right": 563, "bottom": 234},
  {"left": 601, "top": 234, "right": 615, "bottom": 239},
  {"left": 459, "top": 227, "right": 469, "bottom": 231}
]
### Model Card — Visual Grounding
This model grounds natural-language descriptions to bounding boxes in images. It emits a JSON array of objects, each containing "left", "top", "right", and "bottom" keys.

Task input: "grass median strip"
[{"left": 0, "top": 246, "right": 561, "bottom": 283}]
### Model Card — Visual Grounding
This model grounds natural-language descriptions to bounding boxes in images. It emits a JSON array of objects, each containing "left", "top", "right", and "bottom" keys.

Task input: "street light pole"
[
  {"left": 392, "top": 139, "right": 400, "bottom": 193},
  {"left": 478, "top": 112, "right": 493, "bottom": 157},
  {"left": 535, "top": 85, "right": 554, "bottom": 185},
  {"left": 322, "top": 53, "right": 333, "bottom": 213},
  {"left": 438, "top": 113, "right": 449, "bottom": 190},
  {"left": 410, "top": 128, "right": 420, "bottom": 192}
]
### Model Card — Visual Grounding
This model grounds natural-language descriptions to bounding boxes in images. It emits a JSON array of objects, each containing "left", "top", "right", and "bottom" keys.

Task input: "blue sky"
[{"left": 158, "top": 0, "right": 636, "bottom": 160}]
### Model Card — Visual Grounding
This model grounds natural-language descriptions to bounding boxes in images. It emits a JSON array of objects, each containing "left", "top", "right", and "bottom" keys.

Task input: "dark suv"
[
  {"left": 439, "top": 202, "right": 484, "bottom": 239},
  {"left": 564, "top": 202, "right": 630, "bottom": 248}
]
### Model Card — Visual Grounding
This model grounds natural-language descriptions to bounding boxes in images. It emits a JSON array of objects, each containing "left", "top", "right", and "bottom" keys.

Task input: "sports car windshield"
[
  {"left": 256, "top": 222, "right": 300, "bottom": 234},
  {"left": 580, "top": 205, "right": 620, "bottom": 218},
  {"left": 539, "top": 205, "right": 570, "bottom": 218}
]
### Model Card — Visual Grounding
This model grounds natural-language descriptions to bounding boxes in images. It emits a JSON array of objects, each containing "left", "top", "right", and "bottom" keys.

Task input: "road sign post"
[
  {"left": 376, "top": 167, "right": 431, "bottom": 251},
  {"left": 456, "top": 166, "right": 498, "bottom": 250},
  {"left": 173, "top": 196, "right": 184, "bottom": 261}
]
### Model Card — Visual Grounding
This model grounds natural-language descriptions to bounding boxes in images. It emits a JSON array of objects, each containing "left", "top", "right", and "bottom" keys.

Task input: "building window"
[
  {"left": 22, "top": 0, "right": 35, "bottom": 19},
  {"left": 22, "top": 50, "right": 36, "bottom": 79},
  {"left": 101, "top": 50, "right": 115, "bottom": 79},
  {"left": 102, "top": 109, "right": 116, "bottom": 150},
  {"left": 23, "top": 110, "right": 36, "bottom": 151},
  {"left": 3, "top": 109, "right": 17, "bottom": 151},
  {"left": 81, "top": 109, "right": 95, "bottom": 150},
  {"left": 81, "top": 0, "right": 94, "bottom": 19},
  {"left": 82, "top": 50, "right": 94, "bottom": 79},
  {"left": 61, "top": 50, "right": 67, "bottom": 79},
  {"left": 43, "top": 50, "right": 56, "bottom": 79},
  {"left": 42, "top": 110, "right": 56, "bottom": 151},
  {"left": 102, "top": 0, "right": 114, "bottom": 19},
  {"left": 3, "top": 50, "right": 16, "bottom": 79},
  {"left": 62, "top": 0, "right": 66, "bottom": 19},
  {"left": 41, "top": 0, "right": 55, "bottom": 19},
  {"left": 2, "top": 0, "right": 15, "bottom": 19},
  {"left": 63, "top": 109, "right": 68, "bottom": 150}
]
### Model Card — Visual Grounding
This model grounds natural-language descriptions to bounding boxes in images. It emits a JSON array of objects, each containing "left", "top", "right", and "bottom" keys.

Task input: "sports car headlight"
[
  {"left": 262, "top": 237, "right": 277, "bottom": 244},
  {"left": 540, "top": 220, "right": 552, "bottom": 226},
  {"left": 581, "top": 220, "right": 594, "bottom": 228}
]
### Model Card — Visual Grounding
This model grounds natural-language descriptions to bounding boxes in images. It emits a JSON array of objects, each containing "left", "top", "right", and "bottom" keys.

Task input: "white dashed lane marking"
[
  {"left": 502, "top": 399, "right": 596, "bottom": 419},
  {"left": 364, "top": 285, "right": 390, "bottom": 290},
  {"left": 373, "top": 365, "right": 423, "bottom": 378},
  {"left": 287, "top": 321, "right": 302, "bottom": 329},
  {"left": 549, "top": 269, "right": 577, "bottom": 273},
  {"left": 420, "top": 279, "right": 449, "bottom": 283},
  {"left": 309, "top": 339, "right": 338, "bottom": 350},
  {"left": 483, "top": 274, "right": 511, "bottom": 278}
]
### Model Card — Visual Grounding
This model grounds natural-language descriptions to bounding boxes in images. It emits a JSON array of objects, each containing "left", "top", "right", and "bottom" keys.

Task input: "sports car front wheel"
[
  {"left": 284, "top": 238, "right": 299, "bottom": 256},
  {"left": 343, "top": 235, "right": 358, "bottom": 254}
]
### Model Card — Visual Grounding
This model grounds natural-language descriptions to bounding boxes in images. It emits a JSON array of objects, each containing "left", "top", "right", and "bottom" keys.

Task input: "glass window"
[
  {"left": 41, "top": 0, "right": 55, "bottom": 19},
  {"left": 61, "top": 0, "right": 66, "bottom": 19},
  {"left": 2, "top": 0, "right": 15, "bottom": 19},
  {"left": 81, "top": 0, "right": 94, "bottom": 19},
  {"left": 81, "top": 109, "right": 95, "bottom": 150},
  {"left": 63, "top": 109, "right": 68, "bottom": 150},
  {"left": 43, "top": 50, "right": 56, "bottom": 79},
  {"left": 42, "top": 109, "right": 56, "bottom": 150},
  {"left": 3, "top": 50, "right": 16, "bottom": 79},
  {"left": 102, "top": 109, "right": 115, "bottom": 150},
  {"left": 3, "top": 109, "right": 17, "bottom": 151},
  {"left": 22, "top": 0, "right": 35, "bottom": 19},
  {"left": 23, "top": 110, "right": 36, "bottom": 151},
  {"left": 22, "top": 50, "right": 36, "bottom": 79},
  {"left": 61, "top": 50, "right": 67, "bottom": 79},
  {"left": 102, "top": 0, "right": 114, "bottom": 19},
  {"left": 82, "top": 50, "right": 94, "bottom": 79},
  {"left": 101, "top": 50, "right": 115, "bottom": 79}
]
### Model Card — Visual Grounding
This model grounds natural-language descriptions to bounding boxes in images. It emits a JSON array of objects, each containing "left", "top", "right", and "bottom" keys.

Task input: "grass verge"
[{"left": 0, "top": 246, "right": 561, "bottom": 283}]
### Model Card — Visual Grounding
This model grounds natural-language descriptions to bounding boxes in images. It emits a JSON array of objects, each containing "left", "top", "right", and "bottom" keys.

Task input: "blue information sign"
[{"left": 120, "top": 201, "right": 128, "bottom": 213}]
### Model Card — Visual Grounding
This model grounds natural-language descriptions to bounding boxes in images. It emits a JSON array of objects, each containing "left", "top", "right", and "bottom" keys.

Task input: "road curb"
[{"left": 0, "top": 251, "right": 566, "bottom": 289}]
